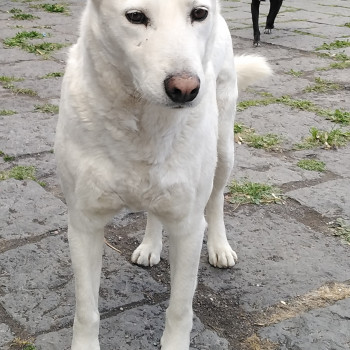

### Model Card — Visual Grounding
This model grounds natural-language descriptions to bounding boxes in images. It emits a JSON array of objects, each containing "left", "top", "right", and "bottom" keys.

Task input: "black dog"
[{"left": 251, "top": 0, "right": 283, "bottom": 46}]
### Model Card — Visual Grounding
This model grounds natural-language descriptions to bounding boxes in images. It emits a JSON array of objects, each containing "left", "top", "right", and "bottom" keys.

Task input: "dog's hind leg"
[
  {"left": 251, "top": 0, "right": 262, "bottom": 46},
  {"left": 131, "top": 213, "right": 163, "bottom": 266},
  {"left": 206, "top": 125, "right": 238, "bottom": 268},
  {"left": 68, "top": 210, "right": 111, "bottom": 350},
  {"left": 205, "top": 66, "right": 238, "bottom": 269},
  {"left": 264, "top": 0, "right": 283, "bottom": 33}
]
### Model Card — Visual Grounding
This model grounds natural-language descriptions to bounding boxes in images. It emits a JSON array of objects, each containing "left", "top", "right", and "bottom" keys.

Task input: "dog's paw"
[
  {"left": 208, "top": 243, "right": 238, "bottom": 268},
  {"left": 264, "top": 28, "right": 272, "bottom": 34},
  {"left": 131, "top": 243, "right": 161, "bottom": 267}
]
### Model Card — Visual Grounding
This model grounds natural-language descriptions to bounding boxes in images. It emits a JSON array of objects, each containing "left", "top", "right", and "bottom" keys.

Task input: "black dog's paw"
[
  {"left": 253, "top": 40, "right": 260, "bottom": 47},
  {"left": 264, "top": 28, "right": 272, "bottom": 34}
]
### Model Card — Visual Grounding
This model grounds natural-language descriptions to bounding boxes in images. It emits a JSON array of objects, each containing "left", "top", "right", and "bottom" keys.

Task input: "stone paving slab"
[
  {"left": 236, "top": 105, "right": 334, "bottom": 148},
  {"left": 0, "top": 234, "right": 165, "bottom": 334},
  {"left": 233, "top": 147, "right": 322, "bottom": 186},
  {"left": 0, "top": 179, "right": 66, "bottom": 241},
  {"left": 0, "top": 113, "right": 57, "bottom": 156},
  {"left": 199, "top": 208, "right": 350, "bottom": 312},
  {"left": 0, "top": 323, "right": 13, "bottom": 348},
  {"left": 287, "top": 179, "right": 350, "bottom": 221},
  {"left": 259, "top": 298, "right": 350, "bottom": 350}
]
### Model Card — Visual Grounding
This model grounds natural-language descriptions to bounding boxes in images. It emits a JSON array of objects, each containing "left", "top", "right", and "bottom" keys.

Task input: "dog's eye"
[
  {"left": 191, "top": 7, "right": 208, "bottom": 22},
  {"left": 125, "top": 10, "right": 148, "bottom": 25}
]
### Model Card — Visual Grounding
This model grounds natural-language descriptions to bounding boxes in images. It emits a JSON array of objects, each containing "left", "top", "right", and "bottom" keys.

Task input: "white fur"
[{"left": 55, "top": 0, "right": 271, "bottom": 349}]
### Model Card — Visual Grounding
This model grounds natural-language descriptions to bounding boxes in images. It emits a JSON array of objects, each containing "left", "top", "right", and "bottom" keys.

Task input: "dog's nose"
[{"left": 164, "top": 74, "right": 200, "bottom": 103}]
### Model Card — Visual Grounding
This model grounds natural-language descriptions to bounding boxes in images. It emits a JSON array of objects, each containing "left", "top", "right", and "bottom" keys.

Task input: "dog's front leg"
[
  {"left": 68, "top": 210, "right": 109, "bottom": 350},
  {"left": 160, "top": 214, "right": 206, "bottom": 350}
]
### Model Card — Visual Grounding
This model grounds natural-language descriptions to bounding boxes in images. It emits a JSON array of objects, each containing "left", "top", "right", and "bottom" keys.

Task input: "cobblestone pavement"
[{"left": 1, "top": 0, "right": 350, "bottom": 349}]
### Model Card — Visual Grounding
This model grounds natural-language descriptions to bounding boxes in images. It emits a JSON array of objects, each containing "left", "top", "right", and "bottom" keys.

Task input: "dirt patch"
[
  {"left": 242, "top": 334, "right": 278, "bottom": 350},
  {"left": 257, "top": 281, "right": 350, "bottom": 327}
]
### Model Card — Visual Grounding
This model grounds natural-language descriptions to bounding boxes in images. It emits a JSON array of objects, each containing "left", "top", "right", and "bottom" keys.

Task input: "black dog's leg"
[
  {"left": 265, "top": 0, "right": 283, "bottom": 33},
  {"left": 251, "top": 0, "right": 261, "bottom": 46}
]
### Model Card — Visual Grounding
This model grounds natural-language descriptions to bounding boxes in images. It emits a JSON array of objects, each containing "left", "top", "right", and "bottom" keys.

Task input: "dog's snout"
[{"left": 164, "top": 74, "right": 200, "bottom": 103}]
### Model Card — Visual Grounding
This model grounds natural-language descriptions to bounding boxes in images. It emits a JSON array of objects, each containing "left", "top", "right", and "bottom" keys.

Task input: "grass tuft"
[
  {"left": 286, "top": 69, "right": 303, "bottom": 77},
  {"left": 238, "top": 95, "right": 349, "bottom": 125},
  {"left": 34, "top": 103, "right": 59, "bottom": 114},
  {"left": 0, "top": 165, "right": 36, "bottom": 181},
  {"left": 295, "top": 127, "right": 350, "bottom": 149},
  {"left": 4, "top": 31, "right": 65, "bottom": 56},
  {"left": 10, "top": 8, "right": 39, "bottom": 20},
  {"left": 0, "top": 109, "right": 16, "bottom": 116},
  {"left": 0, "top": 151, "right": 15, "bottom": 162},
  {"left": 316, "top": 40, "right": 350, "bottom": 51},
  {"left": 41, "top": 72, "right": 63, "bottom": 79},
  {"left": 228, "top": 180, "right": 284, "bottom": 205},
  {"left": 303, "top": 77, "right": 341, "bottom": 93},
  {"left": 332, "top": 218, "right": 350, "bottom": 244},
  {"left": 234, "top": 124, "right": 282, "bottom": 150},
  {"left": 297, "top": 159, "right": 326, "bottom": 172},
  {"left": 40, "top": 3, "right": 68, "bottom": 13},
  {"left": 10, "top": 337, "right": 37, "bottom": 350}
]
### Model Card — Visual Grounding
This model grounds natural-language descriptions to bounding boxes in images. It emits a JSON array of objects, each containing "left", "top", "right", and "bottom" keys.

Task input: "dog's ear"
[{"left": 234, "top": 55, "right": 272, "bottom": 91}]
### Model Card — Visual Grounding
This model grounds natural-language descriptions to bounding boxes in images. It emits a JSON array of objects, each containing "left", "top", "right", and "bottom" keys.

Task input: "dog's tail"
[{"left": 234, "top": 55, "right": 272, "bottom": 91}]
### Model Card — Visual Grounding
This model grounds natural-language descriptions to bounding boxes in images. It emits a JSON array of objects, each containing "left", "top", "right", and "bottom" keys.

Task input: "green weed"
[
  {"left": 0, "top": 75, "right": 24, "bottom": 88},
  {"left": 316, "top": 40, "right": 350, "bottom": 51},
  {"left": 295, "top": 127, "right": 350, "bottom": 149},
  {"left": 328, "top": 61, "right": 350, "bottom": 69},
  {"left": 4, "top": 31, "right": 64, "bottom": 56},
  {"left": 4, "top": 30, "right": 44, "bottom": 47},
  {"left": 332, "top": 218, "right": 350, "bottom": 244},
  {"left": 303, "top": 77, "right": 341, "bottom": 93},
  {"left": 237, "top": 95, "right": 349, "bottom": 125},
  {"left": 41, "top": 72, "right": 63, "bottom": 78},
  {"left": 34, "top": 103, "right": 59, "bottom": 114},
  {"left": 297, "top": 159, "right": 326, "bottom": 172},
  {"left": 317, "top": 52, "right": 350, "bottom": 70},
  {"left": 10, "top": 337, "right": 37, "bottom": 350},
  {"left": 40, "top": 3, "right": 68, "bottom": 13},
  {"left": 9, "top": 8, "right": 22, "bottom": 13},
  {"left": 237, "top": 97, "right": 275, "bottom": 111},
  {"left": 0, "top": 151, "right": 15, "bottom": 162},
  {"left": 323, "top": 109, "right": 350, "bottom": 125},
  {"left": 25, "top": 42, "right": 65, "bottom": 55},
  {"left": 0, "top": 75, "right": 38, "bottom": 96},
  {"left": 0, "top": 110, "right": 16, "bottom": 116},
  {"left": 10, "top": 8, "right": 39, "bottom": 20},
  {"left": 286, "top": 69, "right": 303, "bottom": 77},
  {"left": 234, "top": 124, "right": 281, "bottom": 150},
  {"left": 228, "top": 180, "right": 284, "bottom": 205},
  {"left": 0, "top": 165, "right": 36, "bottom": 181},
  {"left": 11, "top": 87, "right": 38, "bottom": 96},
  {"left": 293, "top": 30, "right": 326, "bottom": 38}
]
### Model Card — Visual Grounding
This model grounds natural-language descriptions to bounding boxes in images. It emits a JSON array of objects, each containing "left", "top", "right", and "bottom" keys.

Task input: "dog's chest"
[
  {"left": 90, "top": 153, "right": 200, "bottom": 219},
  {"left": 87, "top": 121, "right": 216, "bottom": 217}
]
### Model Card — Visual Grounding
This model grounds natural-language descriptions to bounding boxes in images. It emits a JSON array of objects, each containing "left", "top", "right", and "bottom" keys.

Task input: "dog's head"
[{"left": 88, "top": 0, "right": 219, "bottom": 107}]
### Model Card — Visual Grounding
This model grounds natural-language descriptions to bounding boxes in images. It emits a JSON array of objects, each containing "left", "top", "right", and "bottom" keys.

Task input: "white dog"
[{"left": 55, "top": 0, "right": 271, "bottom": 349}]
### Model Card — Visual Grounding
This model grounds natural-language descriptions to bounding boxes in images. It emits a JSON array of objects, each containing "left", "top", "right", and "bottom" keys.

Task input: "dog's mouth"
[{"left": 168, "top": 101, "right": 195, "bottom": 109}]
